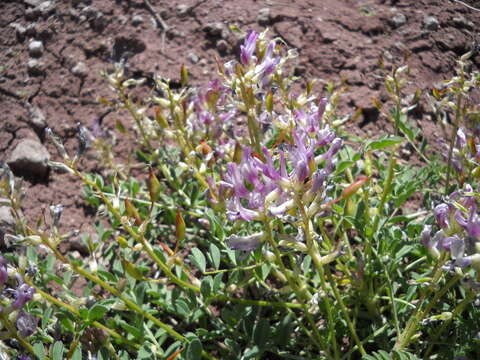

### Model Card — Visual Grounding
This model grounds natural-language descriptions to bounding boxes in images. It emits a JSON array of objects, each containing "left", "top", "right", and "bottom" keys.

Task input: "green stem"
[
  {"left": 444, "top": 94, "right": 463, "bottom": 195},
  {"left": 120, "top": 90, "right": 153, "bottom": 153},
  {"left": 77, "top": 169, "right": 201, "bottom": 292},
  {"left": 423, "top": 291, "right": 475, "bottom": 359},
  {"left": 212, "top": 295, "right": 303, "bottom": 309},
  {"left": 325, "top": 267, "right": 367, "bottom": 356},
  {"left": 372, "top": 151, "right": 397, "bottom": 234},
  {"left": 25, "top": 280, "right": 139, "bottom": 350},
  {"left": 394, "top": 256, "right": 447, "bottom": 351}
]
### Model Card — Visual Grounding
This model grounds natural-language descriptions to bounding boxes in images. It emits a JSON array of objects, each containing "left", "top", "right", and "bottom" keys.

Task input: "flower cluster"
[
  {"left": 221, "top": 111, "right": 342, "bottom": 222},
  {"left": 449, "top": 127, "right": 480, "bottom": 176},
  {"left": 422, "top": 184, "right": 480, "bottom": 271}
]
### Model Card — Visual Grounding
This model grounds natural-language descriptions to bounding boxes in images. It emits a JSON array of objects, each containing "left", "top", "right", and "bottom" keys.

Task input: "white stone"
[
  {"left": 423, "top": 16, "right": 439, "bottom": 30},
  {"left": 131, "top": 15, "right": 144, "bottom": 26},
  {"left": 72, "top": 61, "right": 87, "bottom": 77},
  {"left": 28, "top": 40, "right": 44, "bottom": 57}
]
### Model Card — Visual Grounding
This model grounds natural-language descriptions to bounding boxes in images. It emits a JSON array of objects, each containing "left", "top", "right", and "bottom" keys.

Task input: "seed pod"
[
  {"left": 124, "top": 199, "right": 142, "bottom": 226},
  {"left": 147, "top": 168, "right": 161, "bottom": 203}
]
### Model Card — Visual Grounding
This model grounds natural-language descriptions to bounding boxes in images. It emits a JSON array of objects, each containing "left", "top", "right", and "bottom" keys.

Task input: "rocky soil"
[{"left": 1, "top": 0, "right": 480, "bottom": 249}]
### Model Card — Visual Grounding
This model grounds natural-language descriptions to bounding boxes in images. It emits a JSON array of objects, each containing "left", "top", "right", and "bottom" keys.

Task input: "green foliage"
[{"left": 0, "top": 30, "right": 479, "bottom": 360}]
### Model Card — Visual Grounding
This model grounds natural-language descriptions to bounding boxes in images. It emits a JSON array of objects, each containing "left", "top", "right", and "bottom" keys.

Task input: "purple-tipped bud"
[
  {"left": 434, "top": 203, "right": 449, "bottom": 229},
  {"left": 240, "top": 30, "right": 259, "bottom": 65},
  {"left": 317, "top": 97, "right": 328, "bottom": 122},
  {"left": 421, "top": 225, "right": 432, "bottom": 249}
]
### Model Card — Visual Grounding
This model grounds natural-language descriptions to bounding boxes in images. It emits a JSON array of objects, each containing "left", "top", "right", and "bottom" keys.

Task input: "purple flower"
[
  {"left": 12, "top": 275, "right": 35, "bottom": 309},
  {"left": 255, "top": 40, "right": 280, "bottom": 85},
  {"left": 16, "top": 310, "right": 38, "bottom": 337},
  {"left": 240, "top": 29, "right": 259, "bottom": 65},
  {"left": 434, "top": 203, "right": 450, "bottom": 229}
]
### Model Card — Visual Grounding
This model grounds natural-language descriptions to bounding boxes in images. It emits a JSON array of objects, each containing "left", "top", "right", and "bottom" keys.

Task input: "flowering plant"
[{"left": 1, "top": 28, "right": 480, "bottom": 360}]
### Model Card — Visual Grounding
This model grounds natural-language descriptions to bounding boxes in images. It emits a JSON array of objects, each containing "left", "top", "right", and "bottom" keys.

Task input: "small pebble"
[
  {"left": 27, "top": 59, "right": 44, "bottom": 76},
  {"left": 257, "top": 7, "right": 271, "bottom": 25},
  {"left": 390, "top": 13, "right": 407, "bottom": 28},
  {"left": 28, "top": 40, "right": 44, "bottom": 57},
  {"left": 216, "top": 39, "right": 229, "bottom": 53},
  {"left": 72, "top": 61, "right": 87, "bottom": 77},
  {"left": 27, "top": 105, "right": 47, "bottom": 129},
  {"left": 187, "top": 52, "right": 199, "bottom": 64},
  {"left": 423, "top": 16, "right": 439, "bottom": 30},
  {"left": 131, "top": 15, "right": 144, "bottom": 26},
  {"left": 176, "top": 4, "right": 189, "bottom": 17}
]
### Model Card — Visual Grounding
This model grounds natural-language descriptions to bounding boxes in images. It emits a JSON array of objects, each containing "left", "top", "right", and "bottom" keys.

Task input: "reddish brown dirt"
[{"left": 1, "top": 0, "right": 480, "bottom": 244}]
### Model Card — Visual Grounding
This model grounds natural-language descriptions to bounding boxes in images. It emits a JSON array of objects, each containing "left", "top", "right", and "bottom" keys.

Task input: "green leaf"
[
  {"left": 190, "top": 248, "right": 206, "bottom": 273},
  {"left": 88, "top": 304, "right": 108, "bottom": 322},
  {"left": 51, "top": 341, "right": 64, "bottom": 360},
  {"left": 71, "top": 346, "right": 82, "bottom": 360},
  {"left": 33, "top": 343, "right": 46, "bottom": 360},
  {"left": 253, "top": 318, "right": 270, "bottom": 347},
  {"left": 366, "top": 136, "right": 403, "bottom": 151},
  {"left": 185, "top": 338, "right": 202, "bottom": 360},
  {"left": 335, "top": 160, "right": 355, "bottom": 174},
  {"left": 209, "top": 243, "right": 221, "bottom": 270},
  {"left": 213, "top": 272, "right": 223, "bottom": 292},
  {"left": 118, "top": 320, "right": 143, "bottom": 339},
  {"left": 174, "top": 298, "right": 190, "bottom": 317},
  {"left": 200, "top": 276, "right": 212, "bottom": 298}
]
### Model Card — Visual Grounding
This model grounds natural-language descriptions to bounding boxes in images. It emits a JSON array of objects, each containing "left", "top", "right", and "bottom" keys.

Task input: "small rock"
[
  {"left": 71, "top": 61, "right": 87, "bottom": 77},
  {"left": 203, "top": 22, "right": 224, "bottom": 37},
  {"left": 117, "top": 15, "right": 128, "bottom": 25},
  {"left": 0, "top": 206, "right": 15, "bottom": 246},
  {"left": 390, "top": 13, "right": 406, "bottom": 28},
  {"left": 187, "top": 52, "right": 199, "bottom": 64},
  {"left": 69, "top": 8, "right": 79, "bottom": 20},
  {"left": 9, "top": 23, "right": 27, "bottom": 40},
  {"left": 7, "top": 139, "right": 50, "bottom": 179},
  {"left": 257, "top": 7, "right": 271, "bottom": 25},
  {"left": 28, "top": 40, "right": 44, "bottom": 57},
  {"left": 423, "top": 16, "right": 439, "bottom": 30},
  {"left": 27, "top": 59, "right": 44, "bottom": 76},
  {"left": 131, "top": 14, "right": 144, "bottom": 26},
  {"left": 176, "top": 4, "right": 189, "bottom": 17},
  {"left": 452, "top": 16, "right": 473, "bottom": 30},
  {"left": 23, "top": 0, "right": 43, "bottom": 6},
  {"left": 25, "top": 7, "right": 41, "bottom": 21},
  {"left": 37, "top": 1, "right": 54, "bottom": 15},
  {"left": 216, "top": 39, "right": 229, "bottom": 54},
  {"left": 27, "top": 105, "right": 47, "bottom": 130}
]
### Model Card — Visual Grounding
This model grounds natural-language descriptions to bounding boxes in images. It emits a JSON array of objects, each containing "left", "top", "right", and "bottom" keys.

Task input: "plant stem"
[
  {"left": 325, "top": 267, "right": 367, "bottom": 356},
  {"left": 423, "top": 290, "right": 475, "bottom": 359},
  {"left": 372, "top": 150, "right": 397, "bottom": 234},
  {"left": 444, "top": 94, "right": 463, "bottom": 195},
  {"left": 25, "top": 280, "right": 139, "bottom": 350},
  {"left": 394, "top": 256, "right": 447, "bottom": 351}
]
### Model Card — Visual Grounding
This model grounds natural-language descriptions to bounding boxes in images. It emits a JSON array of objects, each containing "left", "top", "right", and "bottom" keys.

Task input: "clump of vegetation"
[{"left": 1, "top": 28, "right": 479, "bottom": 360}]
